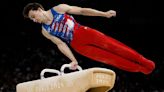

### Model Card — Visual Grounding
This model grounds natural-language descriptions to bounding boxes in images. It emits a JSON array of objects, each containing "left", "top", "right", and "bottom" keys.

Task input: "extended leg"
[
  {"left": 91, "top": 32, "right": 155, "bottom": 71},
  {"left": 74, "top": 44, "right": 152, "bottom": 74},
  {"left": 71, "top": 26, "right": 155, "bottom": 74}
]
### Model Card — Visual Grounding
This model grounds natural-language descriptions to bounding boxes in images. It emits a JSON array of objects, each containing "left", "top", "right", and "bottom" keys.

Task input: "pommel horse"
[{"left": 16, "top": 64, "right": 116, "bottom": 92}]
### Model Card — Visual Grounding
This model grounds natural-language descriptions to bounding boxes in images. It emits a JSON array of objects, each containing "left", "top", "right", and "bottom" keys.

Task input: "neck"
[{"left": 42, "top": 10, "right": 53, "bottom": 25}]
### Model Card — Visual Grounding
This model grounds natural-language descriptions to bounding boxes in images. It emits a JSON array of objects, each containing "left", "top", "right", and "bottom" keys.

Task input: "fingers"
[
  {"left": 109, "top": 10, "right": 116, "bottom": 17},
  {"left": 70, "top": 62, "right": 78, "bottom": 70},
  {"left": 106, "top": 10, "right": 116, "bottom": 18}
]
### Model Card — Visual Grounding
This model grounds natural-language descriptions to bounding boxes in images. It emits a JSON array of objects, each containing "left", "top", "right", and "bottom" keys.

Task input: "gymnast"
[{"left": 23, "top": 2, "right": 155, "bottom": 74}]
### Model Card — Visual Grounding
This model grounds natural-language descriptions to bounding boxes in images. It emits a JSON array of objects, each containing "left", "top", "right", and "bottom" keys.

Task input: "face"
[{"left": 28, "top": 8, "right": 44, "bottom": 23}]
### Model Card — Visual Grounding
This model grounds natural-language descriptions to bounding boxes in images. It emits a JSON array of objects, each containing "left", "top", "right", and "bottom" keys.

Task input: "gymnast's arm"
[
  {"left": 41, "top": 28, "right": 78, "bottom": 67},
  {"left": 53, "top": 4, "right": 116, "bottom": 18}
]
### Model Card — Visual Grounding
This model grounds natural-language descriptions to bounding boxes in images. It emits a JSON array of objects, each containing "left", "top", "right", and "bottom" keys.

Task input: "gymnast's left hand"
[{"left": 104, "top": 10, "right": 116, "bottom": 18}]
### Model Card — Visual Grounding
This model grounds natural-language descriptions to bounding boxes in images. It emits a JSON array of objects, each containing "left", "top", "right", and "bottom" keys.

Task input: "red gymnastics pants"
[{"left": 70, "top": 26, "right": 155, "bottom": 74}]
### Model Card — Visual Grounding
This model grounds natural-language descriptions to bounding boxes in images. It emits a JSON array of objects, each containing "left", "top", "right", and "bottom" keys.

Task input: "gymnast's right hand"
[{"left": 70, "top": 61, "right": 78, "bottom": 70}]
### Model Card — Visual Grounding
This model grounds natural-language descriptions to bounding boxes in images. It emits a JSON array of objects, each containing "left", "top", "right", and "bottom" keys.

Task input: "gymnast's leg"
[
  {"left": 91, "top": 30, "right": 155, "bottom": 70},
  {"left": 73, "top": 44, "right": 151, "bottom": 74},
  {"left": 71, "top": 26, "right": 155, "bottom": 74}
]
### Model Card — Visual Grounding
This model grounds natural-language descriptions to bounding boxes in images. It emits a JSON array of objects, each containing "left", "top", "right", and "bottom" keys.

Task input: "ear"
[{"left": 38, "top": 8, "right": 43, "bottom": 11}]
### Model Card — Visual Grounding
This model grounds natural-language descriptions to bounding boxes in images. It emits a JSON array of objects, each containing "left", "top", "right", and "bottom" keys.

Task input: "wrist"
[
  {"left": 72, "top": 60, "right": 78, "bottom": 64},
  {"left": 102, "top": 12, "right": 107, "bottom": 17}
]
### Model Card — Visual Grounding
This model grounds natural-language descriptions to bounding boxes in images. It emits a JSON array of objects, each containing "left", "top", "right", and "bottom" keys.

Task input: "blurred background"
[{"left": 0, "top": 0, "right": 163, "bottom": 92}]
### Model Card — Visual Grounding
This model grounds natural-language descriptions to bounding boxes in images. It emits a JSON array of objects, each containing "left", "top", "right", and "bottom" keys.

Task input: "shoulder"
[
  {"left": 52, "top": 4, "right": 71, "bottom": 14},
  {"left": 41, "top": 28, "right": 65, "bottom": 44},
  {"left": 54, "top": 4, "right": 70, "bottom": 9}
]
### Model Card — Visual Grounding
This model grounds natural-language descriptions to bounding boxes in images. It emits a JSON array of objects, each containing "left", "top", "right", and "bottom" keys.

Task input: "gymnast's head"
[{"left": 23, "top": 3, "right": 46, "bottom": 23}]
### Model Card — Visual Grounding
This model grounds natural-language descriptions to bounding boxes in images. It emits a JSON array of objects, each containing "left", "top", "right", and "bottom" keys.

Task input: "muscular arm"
[
  {"left": 54, "top": 4, "right": 116, "bottom": 18},
  {"left": 41, "top": 29, "right": 78, "bottom": 65}
]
